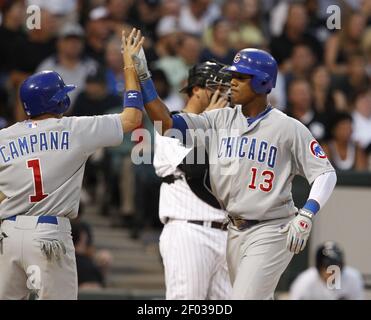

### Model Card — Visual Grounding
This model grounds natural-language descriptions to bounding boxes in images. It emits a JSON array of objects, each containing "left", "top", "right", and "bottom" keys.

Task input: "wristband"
[
  {"left": 303, "top": 199, "right": 320, "bottom": 215},
  {"left": 123, "top": 90, "right": 144, "bottom": 111},
  {"left": 141, "top": 78, "right": 159, "bottom": 104}
]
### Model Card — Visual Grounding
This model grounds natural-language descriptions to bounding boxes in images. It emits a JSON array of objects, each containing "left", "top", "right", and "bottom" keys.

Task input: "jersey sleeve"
[
  {"left": 170, "top": 111, "right": 216, "bottom": 147},
  {"left": 180, "top": 111, "right": 215, "bottom": 131},
  {"left": 72, "top": 114, "right": 123, "bottom": 155},
  {"left": 290, "top": 119, "right": 335, "bottom": 184}
]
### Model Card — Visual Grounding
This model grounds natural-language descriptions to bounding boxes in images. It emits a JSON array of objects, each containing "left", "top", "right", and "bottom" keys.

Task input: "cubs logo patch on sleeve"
[{"left": 310, "top": 140, "right": 327, "bottom": 159}]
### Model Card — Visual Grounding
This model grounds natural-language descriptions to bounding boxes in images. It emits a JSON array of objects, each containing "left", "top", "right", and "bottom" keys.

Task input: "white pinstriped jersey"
[
  {"left": 153, "top": 132, "right": 227, "bottom": 223},
  {"left": 159, "top": 219, "right": 231, "bottom": 299}
]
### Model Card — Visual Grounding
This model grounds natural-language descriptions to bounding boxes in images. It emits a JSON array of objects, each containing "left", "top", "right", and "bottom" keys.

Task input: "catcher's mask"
[{"left": 180, "top": 61, "right": 232, "bottom": 100}]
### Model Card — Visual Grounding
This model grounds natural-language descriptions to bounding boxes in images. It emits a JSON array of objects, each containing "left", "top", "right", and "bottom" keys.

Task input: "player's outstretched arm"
[
  {"left": 143, "top": 97, "right": 174, "bottom": 133},
  {"left": 131, "top": 29, "right": 213, "bottom": 143},
  {"left": 120, "top": 28, "right": 144, "bottom": 133},
  {"left": 129, "top": 31, "right": 178, "bottom": 134}
]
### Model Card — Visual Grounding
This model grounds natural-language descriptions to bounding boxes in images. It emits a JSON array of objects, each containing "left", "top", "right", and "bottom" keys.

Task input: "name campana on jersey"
[{"left": 0, "top": 131, "right": 70, "bottom": 163}]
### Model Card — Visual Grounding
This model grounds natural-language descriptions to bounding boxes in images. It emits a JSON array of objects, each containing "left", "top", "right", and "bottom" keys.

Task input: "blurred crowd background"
[{"left": 0, "top": 0, "right": 371, "bottom": 295}]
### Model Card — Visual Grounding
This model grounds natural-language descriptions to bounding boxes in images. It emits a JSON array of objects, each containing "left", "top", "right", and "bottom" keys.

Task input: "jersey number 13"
[{"left": 248, "top": 167, "right": 275, "bottom": 192}]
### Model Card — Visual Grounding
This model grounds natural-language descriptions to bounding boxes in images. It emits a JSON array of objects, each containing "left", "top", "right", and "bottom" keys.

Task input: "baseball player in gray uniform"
[
  {"left": 0, "top": 29, "right": 144, "bottom": 299},
  {"left": 130, "top": 33, "right": 337, "bottom": 299},
  {"left": 154, "top": 61, "right": 232, "bottom": 299}
]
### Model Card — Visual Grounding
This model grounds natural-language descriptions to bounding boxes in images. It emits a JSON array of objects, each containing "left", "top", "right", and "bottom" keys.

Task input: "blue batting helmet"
[
  {"left": 225, "top": 48, "right": 278, "bottom": 94},
  {"left": 20, "top": 71, "right": 76, "bottom": 117}
]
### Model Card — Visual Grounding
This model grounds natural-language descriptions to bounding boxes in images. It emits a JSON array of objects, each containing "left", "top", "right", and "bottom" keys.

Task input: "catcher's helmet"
[
  {"left": 180, "top": 61, "right": 231, "bottom": 96},
  {"left": 20, "top": 70, "right": 76, "bottom": 117},
  {"left": 225, "top": 48, "right": 278, "bottom": 94},
  {"left": 315, "top": 241, "right": 344, "bottom": 272}
]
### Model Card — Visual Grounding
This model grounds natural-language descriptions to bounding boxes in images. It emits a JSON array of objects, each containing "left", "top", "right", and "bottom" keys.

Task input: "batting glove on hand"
[
  {"left": 132, "top": 45, "right": 151, "bottom": 81},
  {"left": 279, "top": 209, "right": 313, "bottom": 254}
]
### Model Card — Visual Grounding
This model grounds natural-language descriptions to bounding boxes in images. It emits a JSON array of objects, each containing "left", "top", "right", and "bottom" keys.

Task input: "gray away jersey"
[
  {"left": 179, "top": 106, "right": 335, "bottom": 220},
  {"left": 0, "top": 115, "right": 123, "bottom": 219}
]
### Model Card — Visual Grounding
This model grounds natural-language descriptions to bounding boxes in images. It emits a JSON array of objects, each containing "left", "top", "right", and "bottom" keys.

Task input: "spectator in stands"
[
  {"left": 161, "top": 0, "right": 181, "bottom": 17},
  {"left": 131, "top": 117, "right": 162, "bottom": 239},
  {"left": 105, "top": 0, "right": 135, "bottom": 39},
  {"left": 72, "top": 222, "right": 103, "bottom": 289},
  {"left": 128, "top": 0, "right": 169, "bottom": 66},
  {"left": 10, "top": 8, "right": 57, "bottom": 77},
  {"left": 218, "top": 0, "right": 265, "bottom": 51},
  {"left": 0, "top": 87, "right": 10, "bottom": 128},
  {"left": 106, "top": 0, "right": 133, "bottom": 24},
  {"left": 84, "top": 6, "right": 112, "bottom": 64},
  {"left": 199, "top": 18, "right": 236, "bottom": 65},
  {"left": 28, "top": 0, "right": 78, "bottom": 29},
  {"left": 361, "top": 0, "right": 371, "bottom": 26},
  {"left": 290, "top": 241, "right": 364, "bottom": 300},
  {"left": 152, "top": 69, "right": 184, "bottom": 112},
  {"left": 325, "top": 12, "right": 367, "bottom": 75},
  {"left": 72, "top": 66, "right": 121, "bottom": 117},
  {"left": 178, "top": 0, "right": 220, "bottom": 36},
  {"left": 322, "top": 112, "right": 367, "bottom": 171},
  {"left": 0, "top": 0, "right": 27, "bottom": 84},
  {"left": 134, "top": 0, "right": 161, "bottom": 43},
  {"left": 303, "top": 0, "right": 328, "bottom": 43},
  {"left": 103, "top": 105, "right": 136, "bottom": 228},
  {"left": 284, "top": 43, "right": 316, "bottom": 94},
  {"left": 72, "top": 214, "right": 113, "bottom": 289},
  {"left": 153, "top": 16, "right": 181, "bottom": 60},
  {"left": 267, "top": 70, "right": 287, "bottom": 110},
  {"left": 0, "top": 116, "right": 8, "bottom": 130},
  {"left": 352, "top": 90, "right": 371, "bottom": 155},
  {"left": 287, "top": 78, "right": 326, "bottom": 141},
  {"left": 311, "top": 65, "right": 346, "bottom": 116},
  {"left": 36, "top": 23, "right": 98, "bottom": 107},
  {"left": 362, "top": 27, "right": 371, "bottom": 79},
  {"left": 154, "top": 33, "right": 201, "bottom": 93},
  {"left": 332, "top": 53, "right": 370, "bottom": 107},
  {"left": 105, "top": 36, "right": 124, "bottom": 97},
  {"left": 238, "top": 0, "right": 266, "bottom": 49},
  {"left": 221, "top": 0, "right": 241, "bottom": 50},
  {"left": 270, "top": 2, "right": 322, "bottom": 70},
  {"left": 72, "top": 66, "right": 122, "bottom": 208},
  {"left": 10, "top": 7, "right": 58, "bottom": 121}
]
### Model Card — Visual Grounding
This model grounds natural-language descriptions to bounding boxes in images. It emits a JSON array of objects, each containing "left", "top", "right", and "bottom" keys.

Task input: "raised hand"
[{"left": 121, "top": 28, "right": 145, "bottom": 65}]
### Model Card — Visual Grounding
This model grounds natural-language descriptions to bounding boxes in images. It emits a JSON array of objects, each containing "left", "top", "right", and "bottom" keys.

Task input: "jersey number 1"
[{"left": 27, "top": 159, "right": 48, "bottom": 203}]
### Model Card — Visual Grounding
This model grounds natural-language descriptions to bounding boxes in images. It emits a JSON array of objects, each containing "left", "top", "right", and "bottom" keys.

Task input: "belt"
[
  {"left": 161, "top": 175, "right": 183, "bottom": 184},
  {"left": 228, "top": 215, "right": 260, "bottom": 230},
  {"left": 4, "top": 216, "right": 58, "bottom": 225},
  {"left": 187, "top": 220, "right": 228, "bottom": 231}
]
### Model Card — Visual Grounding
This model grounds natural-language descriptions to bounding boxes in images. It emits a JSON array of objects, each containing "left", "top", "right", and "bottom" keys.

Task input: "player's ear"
[{"left": 192, "top": 86, "right": 202, "bottom": 98}]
